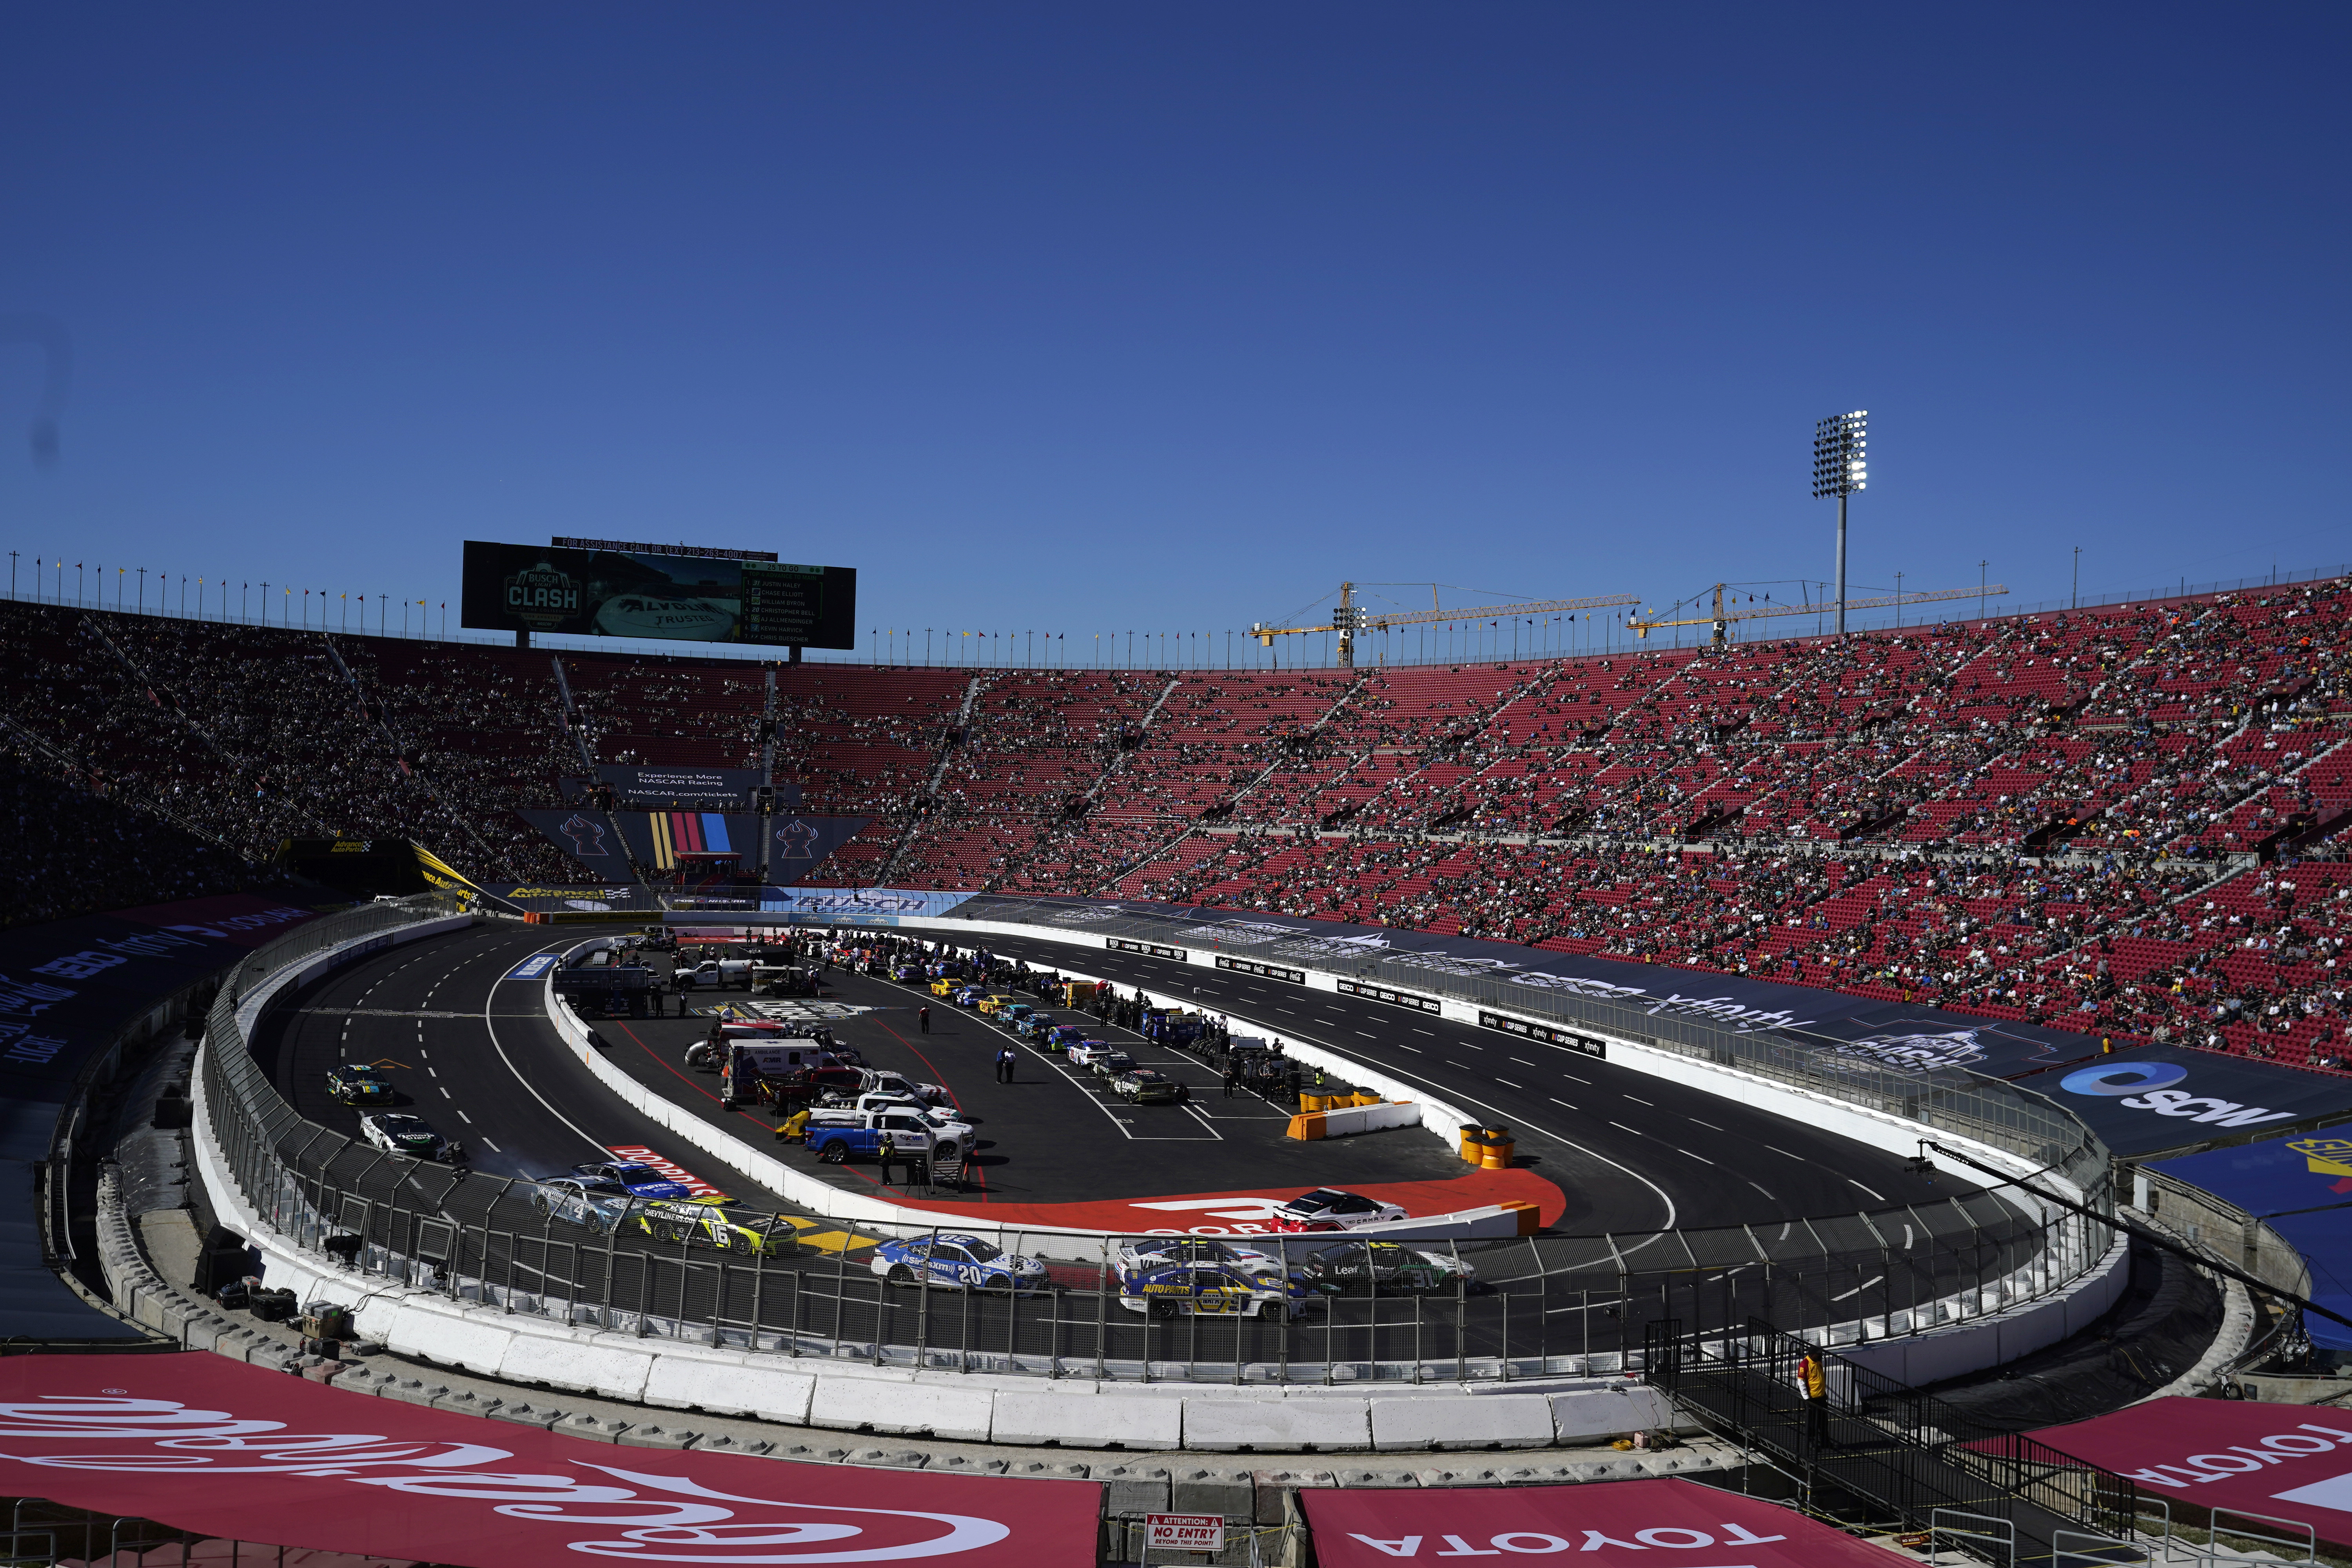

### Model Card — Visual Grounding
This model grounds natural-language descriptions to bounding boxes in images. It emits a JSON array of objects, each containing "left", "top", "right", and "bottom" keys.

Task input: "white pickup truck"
[
  {"left": 805, "top": 1093, "right": 973, "bottom": 1161},
  {"left": 675, "top": 957, "right": 752, "bottom": 990}
]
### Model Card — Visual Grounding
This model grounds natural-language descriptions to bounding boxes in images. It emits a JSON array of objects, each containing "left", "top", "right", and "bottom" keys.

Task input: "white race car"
[
  {"left": 1270, "top": 1188, "right": 1407, "bottom": 1233},
  {"left": 1117, "top": 1236, "right": 1286, "bottom": 1283}
]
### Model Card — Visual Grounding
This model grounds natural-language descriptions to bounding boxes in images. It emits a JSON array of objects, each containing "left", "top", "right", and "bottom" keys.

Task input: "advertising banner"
[
  {"left": 0, "top": 895, "right": 321, "bottom": 1339},
  {"left": 0, "top": 1353, "right": 1101, "bottom": 1568},
  {"left": 560, "top": 766, "right": 798, "bottom": 811},
  {"left": 1987, "top": 1397, "right": 2352, "bottom": 1552},
  {"left": 460, "top": 540, "right": 856, "bottom": 649},
  {"left": 962, "top": 896, "right": 2352, "bottom": 1158},
  {"left": 1301, "top": 1476, "right": 1902, "bottom": 1566},
  {"left": 2152, "top": 1128, "right": 2352, "bottom": 1347}
]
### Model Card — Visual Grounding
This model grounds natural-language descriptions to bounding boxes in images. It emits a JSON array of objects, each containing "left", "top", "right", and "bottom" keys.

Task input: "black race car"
[
  {"left": 1296, "top": 1238, "right": 1477, "bottom": 1295},
  {"left": 325, "top": 1063, "right": 395, "bottom": 1105},
  {"left": 1111, "top": 1067, "right": 1189, "bottom": 1104}
]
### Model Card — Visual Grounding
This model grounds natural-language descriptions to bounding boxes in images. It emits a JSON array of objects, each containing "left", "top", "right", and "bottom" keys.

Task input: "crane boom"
[
  {"left": 1630, "top": 583, "right": 2007, "bottom": 646},
  {"left": 1252, "top": 582, "right": 1639, "bottom": 667}
]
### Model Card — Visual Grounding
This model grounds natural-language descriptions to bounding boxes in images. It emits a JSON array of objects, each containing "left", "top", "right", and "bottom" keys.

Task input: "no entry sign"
[{"left": 1147, "top": 1512, "right": 1227, "bottom": 1552}]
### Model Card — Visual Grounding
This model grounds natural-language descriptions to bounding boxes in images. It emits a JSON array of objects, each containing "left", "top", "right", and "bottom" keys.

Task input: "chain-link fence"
[{"left": 199, "top": 904, "right": 2118, "bottom": 1384}]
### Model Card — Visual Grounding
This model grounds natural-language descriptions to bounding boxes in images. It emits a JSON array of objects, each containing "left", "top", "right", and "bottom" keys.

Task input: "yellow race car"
[
  {"left": 977, "top": 993, "right": 1021, "bottom": 1016},
  {"left": 635, "top": 1200, "right": 791, "bottom": 1255},
  {"left": 929, "top": 978, "right": 961, "bottom": 998}
]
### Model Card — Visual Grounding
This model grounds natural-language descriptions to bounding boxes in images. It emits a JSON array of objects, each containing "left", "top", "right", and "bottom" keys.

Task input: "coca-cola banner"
[
  {"left": 1985, "top": 1396, "right": 2352, "bottom": 1551},
  {"left": 0, "top": 1354, "right": 1100, "bottom": 1567},
  {"left": 1301, "top": 1475, "right": 1901, "bottom": 1565}
]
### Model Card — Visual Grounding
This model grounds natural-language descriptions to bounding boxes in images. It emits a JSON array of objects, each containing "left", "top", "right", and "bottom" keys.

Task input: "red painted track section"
[{"left": 856, "top": 1166, "right": 1566, "bottom": 1234}]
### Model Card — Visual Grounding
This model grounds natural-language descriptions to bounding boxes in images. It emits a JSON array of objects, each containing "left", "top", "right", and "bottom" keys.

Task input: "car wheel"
[
  {"left": 983, "top": 1273, "right": 1011, "bottom": 1294},
  {"left": 1149, "top": 1300, "right": 1181, "bottom": 1320},
  {"left": 935, "top": 1143, "right": 958, "bottom": 1162},
  {"left": 887, "top": 1264, "right": 915, "bottom": 1286},
  {"left": 1264, "top": 1301, "right": 1290, "bottom": 1324},
  {"left": 819, "top": 1142, "right": 849, "bottom": 1164}
]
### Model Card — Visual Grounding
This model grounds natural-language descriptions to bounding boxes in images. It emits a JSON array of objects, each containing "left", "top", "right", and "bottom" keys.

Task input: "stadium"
[{"left": 11, "top": 547, "right": 2352, "bottom": 1565}]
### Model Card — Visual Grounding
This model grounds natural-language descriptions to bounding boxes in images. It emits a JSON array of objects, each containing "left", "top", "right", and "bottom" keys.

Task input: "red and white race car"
[{"left": 1269, "top": 1188, "right": 1407, "bottom": 1233}]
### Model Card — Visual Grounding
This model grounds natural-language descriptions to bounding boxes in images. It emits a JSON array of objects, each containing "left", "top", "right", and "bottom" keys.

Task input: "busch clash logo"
[
  {"left": 1815, "top": 1028, "right": 1989, "bottom": 1076},
  {"left": 503, "top": 559, "right": 581, "bottom": 629}
]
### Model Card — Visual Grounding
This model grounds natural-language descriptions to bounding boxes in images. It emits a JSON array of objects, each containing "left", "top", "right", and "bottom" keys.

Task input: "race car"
[
  {"left": 527, "top": 1176, "right": 633, "bottom": 1233},
  {"left": 570, "top": 1160, "right": 706, "bottom": 1203},
  {"left": 995, "top": 1002, "right": 1034, "bottom": 1026},
  {"left": 1066, "top": 1041, "right": 1120, "bottom": 1070},
  {"left": 952, "top": 986, "right": 987, "bottom": 1008},
  {"left": 1270, "top": 1189, "right": 1408, "bottom": 1233},
  {"left": 976, "top": 993, "right": 1020, "bottom": 1016},
  {"left": 891, "top": 962, "right": 923, "bottom": 982},
  {"left": 1042, "top": 1024, "right": 1089, "bottom": 1053},
  {"left": 359, "top": 1112, "right": 453, "bottom": 1162},
  {"left": 1012, "top": 1012, "right": 1055, "bottom": 1039},
  {"left": 1117, "top": 1236, "right": 1285, "bottom": 1283},
  {"left": 1111, "top": 1067, "right": 1187, "bottom": 1103},
  {"left": 636, "top": 1199, "right": 788, "bottom": 1254},
  {"left": 1087, "top": 1050, "right": 1136, "bottom": 1078},
  {"left": 1119, "top": 1261, "right": 1311, "bottom": 1321},
  {"left": 870, "top": 1234, "right": 1047, "bottom": 1294},
  {"left": 1295, "top": 1238, "right": 1477, "bottom": 1295},
  {"left": 325, "top": 1063, "right": 395, "bottom": 1105}
]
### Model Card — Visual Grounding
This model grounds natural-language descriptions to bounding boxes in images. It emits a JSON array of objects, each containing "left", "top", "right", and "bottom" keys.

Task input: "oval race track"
[{"left": 245, "top": 916, "right": 2044, "bottom": 1374}]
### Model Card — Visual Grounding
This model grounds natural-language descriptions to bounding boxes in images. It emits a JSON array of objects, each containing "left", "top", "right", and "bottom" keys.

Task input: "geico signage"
[
  {"left": 1338, "top": 979, "right": 1443, "bottom": 1015},
  {"left": 2059, "top": 1062, "right": 2298, "bottom": 1129}
]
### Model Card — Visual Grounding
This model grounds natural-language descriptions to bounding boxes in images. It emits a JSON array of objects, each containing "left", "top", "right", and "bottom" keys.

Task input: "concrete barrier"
[{"left": 1287, "top": 1101, "right": 1422, "bottom": 1140}]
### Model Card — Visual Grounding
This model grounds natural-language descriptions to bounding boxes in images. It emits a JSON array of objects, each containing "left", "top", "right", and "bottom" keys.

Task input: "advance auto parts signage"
[{"left": 0, "top": 1353, "right": 1099, "bottom": 1567}]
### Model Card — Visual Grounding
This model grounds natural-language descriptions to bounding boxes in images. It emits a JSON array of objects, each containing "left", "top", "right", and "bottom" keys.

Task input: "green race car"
[{"left": 326, "top": 1063, "right": 395, "bottom": 1105}]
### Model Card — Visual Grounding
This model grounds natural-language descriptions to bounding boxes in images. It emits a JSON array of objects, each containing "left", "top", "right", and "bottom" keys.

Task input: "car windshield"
[
  {"left": 1291, "top": 1190, "right": 1345, "bottom": 1211},
  {"left": 963, "top": 1240, "right": 1004, "bottom": 1263},
  {"left": 575, "top": 1179, "right": 630, "bottom": 1196},
  {"left": 608, "top": 1165, "right": 659, "bottom": 1181}
]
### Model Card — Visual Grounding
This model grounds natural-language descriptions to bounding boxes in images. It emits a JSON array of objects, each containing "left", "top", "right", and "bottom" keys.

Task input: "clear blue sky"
[{"left": 2, "top": 4, "right": 2345, "bottom": 659}]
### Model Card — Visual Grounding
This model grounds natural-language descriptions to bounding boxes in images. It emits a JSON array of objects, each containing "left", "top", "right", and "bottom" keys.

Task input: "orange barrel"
[
  {"left": 1480, "top": 1134, "right": 1516, "bottom": 1170},
  {"left": 1460, "top": 1128, "right": 1488, "bottom": 1163}
]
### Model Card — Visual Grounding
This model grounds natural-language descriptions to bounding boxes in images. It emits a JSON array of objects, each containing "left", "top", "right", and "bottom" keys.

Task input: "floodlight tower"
[{"left": 1812, "top": 410, "right": 1868, "bottom": 636}]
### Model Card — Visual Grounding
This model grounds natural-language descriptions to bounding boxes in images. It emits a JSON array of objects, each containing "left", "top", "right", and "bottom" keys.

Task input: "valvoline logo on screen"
[{"left": 2059, "top": 1060, "right": 2296, "bottom": 1129}]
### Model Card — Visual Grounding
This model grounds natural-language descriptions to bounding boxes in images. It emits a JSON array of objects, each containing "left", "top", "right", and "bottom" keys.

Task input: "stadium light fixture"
[{"left": 1812, "top": 410, "right": 1867, "bottom": 635}]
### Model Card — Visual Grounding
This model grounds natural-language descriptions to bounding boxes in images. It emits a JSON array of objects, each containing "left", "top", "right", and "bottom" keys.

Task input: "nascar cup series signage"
[{"left": 0, "top": 1355, "right": 1098, "bottom": 1566}]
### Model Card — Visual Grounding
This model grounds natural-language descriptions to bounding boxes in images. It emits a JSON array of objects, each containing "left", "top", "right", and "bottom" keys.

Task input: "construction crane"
[
  {"left": 1250, "top": 582, "right": 1641, "bottom": 668},
  {"left": 1629, "top": 582, "right": 2009, "bottom": 648}
]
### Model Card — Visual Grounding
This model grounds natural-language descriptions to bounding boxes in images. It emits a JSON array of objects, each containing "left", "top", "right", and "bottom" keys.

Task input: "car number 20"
[{"left": 950, "top": 1262, "right": 984, "bottom": 1286}]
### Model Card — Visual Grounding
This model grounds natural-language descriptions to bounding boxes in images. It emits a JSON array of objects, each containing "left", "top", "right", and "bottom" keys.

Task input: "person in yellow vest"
[{"left": 1800, "top": 1350, "right": 1829, "bottom": 1447}]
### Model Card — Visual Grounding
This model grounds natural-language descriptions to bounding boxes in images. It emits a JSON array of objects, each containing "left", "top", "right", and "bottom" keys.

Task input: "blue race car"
[
  {"left": 1118, "top": 1260, "right": 1312, "bottom": 1321},
  {"left": 570, "top": 1160, "right": 699, "bottom": 1202},
  {"left": 869, "top": 1233, "right": 1047, "bottom": 1294}
]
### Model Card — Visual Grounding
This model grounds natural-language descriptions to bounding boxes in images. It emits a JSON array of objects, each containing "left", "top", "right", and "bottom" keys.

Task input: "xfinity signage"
[
  {"left": 1218, "top": 955, "right": 1307, "bottom": 984},
  {"left": 1480, "top": 1010, "right": 1605, "bottom": 1058}
]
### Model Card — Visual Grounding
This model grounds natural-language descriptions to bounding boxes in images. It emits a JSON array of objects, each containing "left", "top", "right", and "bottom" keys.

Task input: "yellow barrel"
[
  {"left": 1479, "top": 1137, "right": 1516, "bottom": 1171},
  {"left": 1459, "top": 1128, "right": 1487, "bottom": 1163}
]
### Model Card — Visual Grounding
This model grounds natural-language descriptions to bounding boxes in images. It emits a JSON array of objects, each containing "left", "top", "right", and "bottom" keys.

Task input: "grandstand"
[{"left": 3, "top": 573, "right": 2347, "bottom": 1071}]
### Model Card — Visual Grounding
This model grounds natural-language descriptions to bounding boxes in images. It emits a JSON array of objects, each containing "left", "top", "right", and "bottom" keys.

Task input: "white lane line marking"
[
  {"left": 1849, "top": 1179, "right": 1886, "bottom": 1201},
  {"left": 1674, "top": 1148, "right": 1714, "bottom": 1165},
  {"left": 1551, "top": 1098, "right": 1577, "bottom": 1109},
  {"left": 479, "top": 1137, "right": 500, "bottom": 1152},
  {"left": 1608, "top": 1121, "right": 1641, "bottom": 1135},
  {"left": 1496, "top": 1078, "right": 1522, "bottom": 1088},
  {"left": 1623, "top": 1095, "right": 1653, "bottom": 1105},
  {"left": 485, "top": 938, "right": 611, "bottom": 1156},
  {"left": 1765, "top": 1145, "right": 1800, "bottom": 1159},
  {"left": 1413, "top": 1028, "right": 1435, "bottom": 1035},
  {"left": 1690, "top": 1118, "right": 1723, "bottom": 1131},
  {"left": 1830, "top": 1275, "right": 1885, "bottom": 1302},
  {"left": 455, "top": 1109, "right": 472, "bottom": 1123}
]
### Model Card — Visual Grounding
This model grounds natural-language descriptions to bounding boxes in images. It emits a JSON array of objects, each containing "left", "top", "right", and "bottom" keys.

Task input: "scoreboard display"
[{"left": 459, "top": 541, "right": 856, "bottom": 650}]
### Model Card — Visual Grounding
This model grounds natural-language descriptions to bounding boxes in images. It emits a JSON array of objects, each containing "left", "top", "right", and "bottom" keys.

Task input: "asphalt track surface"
[
  {"left": 590, "top": 964, "right": 1485, "bottom": 1216},
  {"left": 239, "top": 919, "right": 2049, "bottom": 1372},
  {"left": 964, "top": 931, "right": 1958, "bottom": 1236}
]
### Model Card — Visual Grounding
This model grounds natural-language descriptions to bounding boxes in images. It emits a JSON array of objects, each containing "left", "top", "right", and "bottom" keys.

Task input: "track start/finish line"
[{"left": 0, "top": 1354, "right": 1100, "bottom": 1567}]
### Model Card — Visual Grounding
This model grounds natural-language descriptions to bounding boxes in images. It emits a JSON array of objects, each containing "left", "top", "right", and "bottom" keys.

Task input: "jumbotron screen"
[{"left": 459, "top": 541, "right": 857, "bottom": 649}]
